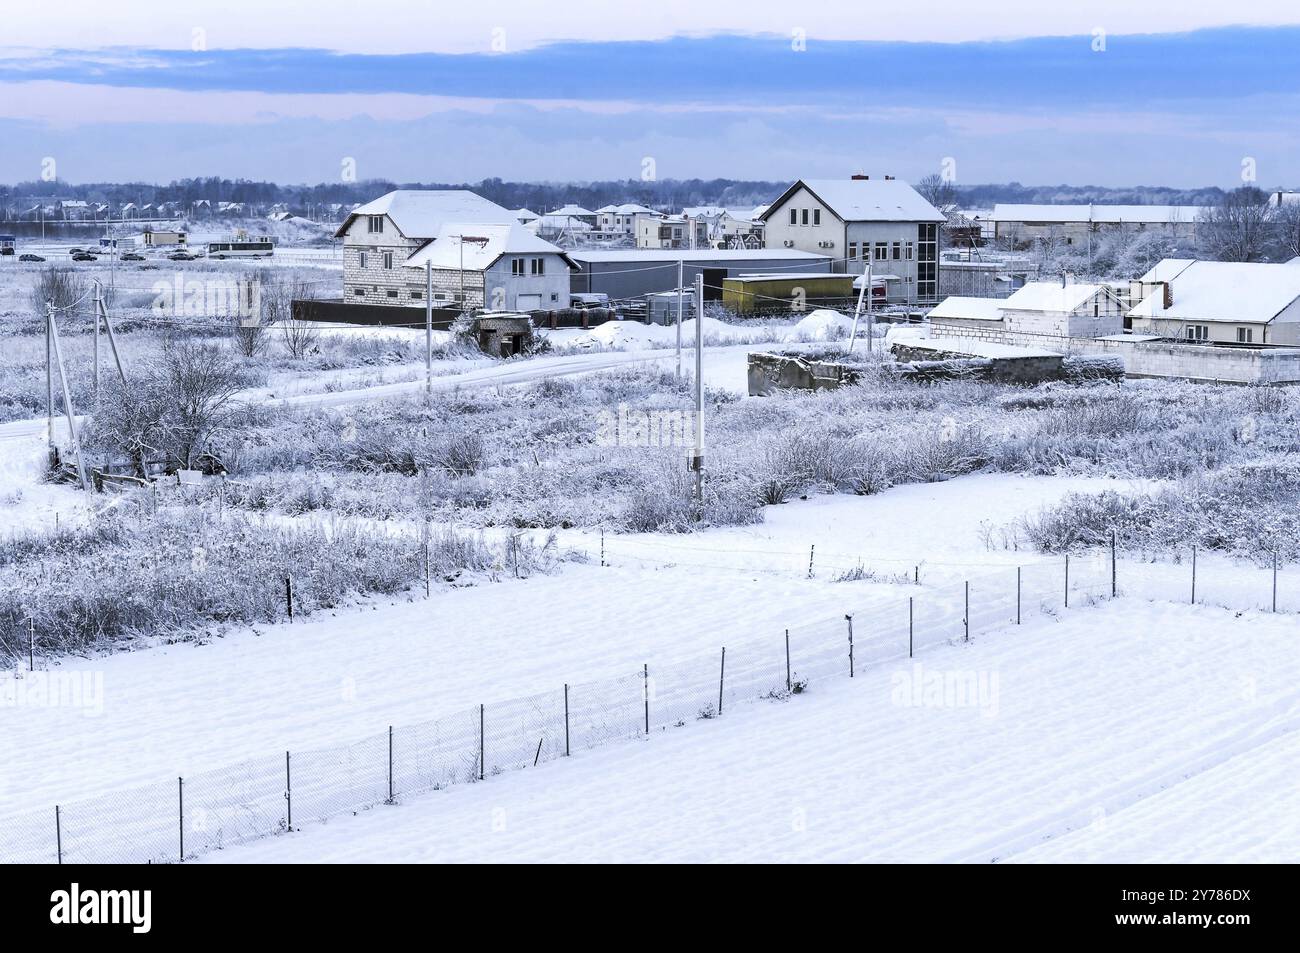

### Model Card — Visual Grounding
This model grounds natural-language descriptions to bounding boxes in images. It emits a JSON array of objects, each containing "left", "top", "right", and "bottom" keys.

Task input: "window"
[
  {"left": 905, "top": 242, "right": 914, "bottom": 260},
  {"left": 434, "top": 292, "right": 447, "bottom": 301},
  {"left": 789, "top": 208, "right": 798, "bottom": 225},
  {"left": 386, "top": 289, "right": 398, "bottom": 299},
  {"left": 382, "top": 251, "right": 393, "bottom": 269},
  {"left": 359, "top": 251, "right": 367, "bottom": 269},
  {"left": 352, "top": 287, "right": 365, "bottom": 296},
  {"left": 511, "top": 257, "right": 525, "bottom": 276},
  {"left": 411, "top": 290, "right": 422, "bottom": 300},
  {"left": 530, "top": 257, "right": 545, "bottom": 275},
  {"left": 892, "top": 242, "right": 901, "bottom": 260},
  {"left": 551, "top": 292, "right": 559, "bottom": 302},
  {"left": 801, "top": 209, "right": 809, "bottom": 226},
  {"left": 813, "top": 209, "right": 821, "bottom": 226},
  {"left": 1237, "top": 327, "right": 1254, "bottom": 343},
  {"left": 848, "top": 242, "right": 858, "bottom": 260},
  {"left": 367, "top": 215, "right": 383, "bottom": 234},
  {"left": 874, "top": 243, "right": 887, "bottom": 261},
  {"left": 1186, "top": 325, "right": 1209, "bottom": 342}
]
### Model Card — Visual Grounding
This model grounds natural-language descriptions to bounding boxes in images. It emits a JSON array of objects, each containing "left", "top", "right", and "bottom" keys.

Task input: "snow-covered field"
[{"left": 201, "top": 597, "right": 1300, "bottom": 864}]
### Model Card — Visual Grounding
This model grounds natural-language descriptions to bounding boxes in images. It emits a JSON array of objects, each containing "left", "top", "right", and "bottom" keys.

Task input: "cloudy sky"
[{"left": 3, "top": 1, "right": 1299, "bottom": 187}]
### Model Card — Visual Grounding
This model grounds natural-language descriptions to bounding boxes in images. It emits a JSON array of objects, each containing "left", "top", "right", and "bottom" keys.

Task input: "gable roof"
[
  {"left": 927, "top": 296, "right": 1006, "bottom": 322},
  {"left": 334, "top": 190, "right": 515, "bottom": 239},
  {"left": 402, "top": 223, "right": 575, "bottom": 271},
  {"left": 547, "top": 204, "right": 596, "bottom": 217},
  {"left": 1128, "top": 259, "right": 1300, "bottom": 324},
  {"left": 760, "top": 179, "right": 945, "bottom": 224},
  {"left": 1002, "top": 281, "right": 1109, "bottom": 313}
]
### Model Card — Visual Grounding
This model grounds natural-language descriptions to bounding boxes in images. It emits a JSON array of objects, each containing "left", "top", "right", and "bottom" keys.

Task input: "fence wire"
[{"left": 1, "top": 546, "right": 1292, "bottom": 864}]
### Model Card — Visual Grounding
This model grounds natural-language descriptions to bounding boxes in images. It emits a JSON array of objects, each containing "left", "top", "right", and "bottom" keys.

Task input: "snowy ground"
[{"left": 198, "top": 597, "right": 1300, "bottom": 863}]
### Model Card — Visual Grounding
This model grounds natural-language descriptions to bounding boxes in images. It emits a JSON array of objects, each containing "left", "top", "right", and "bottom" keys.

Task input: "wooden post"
[
  {"left": 533, "top": 736, "right": 544, "bottom": 767},
  {"left": 784, "top": 628, "right": 791, "bottom": 691},
  {"left": 28, "top": 617, "right": 34, "bottom": 672},
  {"left": 285, "top": 576, "right": 294, "bottom": 622},
  {"left": 1191, "top": 546, "right": 1197, "bottom": 605},
  {"left": 845, "top": 615, "right": 854, "bottom": 677},
  {"left": 600, "top": 529, "right": 605, "bottom": 567},
  {"left": 1064, "top": 555, "right": 1070, "bottom": 608},
  {"left": 914, "top": 565, "right": 919, "bottom": 585},
  {"left": 563, "top": 684, "right": 570, "bottom": 757},
  {"left": 643, "top": 664, "right": 650, "bottom": 734},
  {"left": 1273, "top": 552, "right": 1278, "bottom": 613},
  {"left": 808, "top": 544, "right": 815, "bottom": 578},
  {"left": 424, "top": 540, "right": 430, "bottom": 599},
  {"left": 717, "top": 647, "right": 726, "bottom": 714}
]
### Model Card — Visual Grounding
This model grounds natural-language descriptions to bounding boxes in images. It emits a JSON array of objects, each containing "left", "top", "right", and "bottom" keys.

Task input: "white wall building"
[
  {"left": 759, "top": 176, "right": 946, "bottom": 303},
  {"left": 403, "top": 223, "right": 574, "bottom": 312},
  {"left": 1127, "top": 259, "right": 1300, "bottom": 345}
]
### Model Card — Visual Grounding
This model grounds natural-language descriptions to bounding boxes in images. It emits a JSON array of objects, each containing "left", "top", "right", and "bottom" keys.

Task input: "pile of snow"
[{"left": 788, "top": 309, "right": 854, "bottom": 341}]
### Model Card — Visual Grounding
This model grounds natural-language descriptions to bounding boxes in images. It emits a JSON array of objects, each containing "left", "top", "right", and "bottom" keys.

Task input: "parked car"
[
  {"left": 168, "top": 252, "right": 196, "bottom": 261},
  {"left": 120, "top": 253, "right": 145, "bottom": 261},
  {"left": 68, "top": 247, "right": 84, "bottom": 255},
  {"left": 19, "top": 254, "right": 45, "bottom": 262},
  {"left": 71, "top": 253, "right": 98, "bottom": 262}
]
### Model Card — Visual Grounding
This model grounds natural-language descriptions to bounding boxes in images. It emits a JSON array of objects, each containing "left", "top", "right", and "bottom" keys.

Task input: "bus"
[{"left": 206, "top": 239, "right": 275, "bottom": 259}]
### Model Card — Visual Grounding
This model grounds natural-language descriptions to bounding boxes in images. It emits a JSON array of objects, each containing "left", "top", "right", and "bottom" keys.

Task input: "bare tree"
[
  {"left": 915, "top": 173, "right": 958, "bottom": 214},
  {"left": 1273, "top": 201, "right": 1300, "bottom": 261},
  {"left": 91, "top": 339, "right": 248, "bottom": 475},
  {"left": 278, "top": 279, "right": 320, "bottom": 360},
  {"left": 1198, "top": 187, "right": 1273, "bottom": 262},
  {"left": 29, "top": 267, "right": 88, "bottom": 316}
]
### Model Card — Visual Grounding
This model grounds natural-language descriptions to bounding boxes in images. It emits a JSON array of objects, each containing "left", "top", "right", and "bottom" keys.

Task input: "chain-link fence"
[{"left": 0, "top": 544, "right": 1290, "bottom": 864}]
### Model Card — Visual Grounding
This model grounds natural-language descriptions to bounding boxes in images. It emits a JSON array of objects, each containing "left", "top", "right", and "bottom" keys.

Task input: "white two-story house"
[
  {"left": 402, "top": 222, "right": 575, "bottom": 312},
  {"left": 759, "top": 176, "right": 946, "bottom": 304}
]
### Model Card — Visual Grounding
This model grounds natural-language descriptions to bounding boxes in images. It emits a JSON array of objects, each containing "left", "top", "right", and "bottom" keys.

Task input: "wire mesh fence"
[{"left": 0, "top": 544, "right": 1291, "bottom": 864}]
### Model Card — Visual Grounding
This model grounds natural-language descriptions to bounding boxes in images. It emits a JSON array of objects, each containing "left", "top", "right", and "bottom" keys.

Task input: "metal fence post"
[
  {"left": 908, "top": 597, "right": 914, "bottom": 658},
  {"left": 1191, "top": 546, "right": 1197, "bottom": 605},
  {"left": 643, "top": 664, "right": 650, "bottom": 734},
  {"left": 964, "top": 582, "right": 970, "bottom": 642},
  {"left": 285, "top": 751, "right": 292, "bottom": 832},
  {"left": 845, "top": 615, "right": 854, "bottom": 677},
  {"left": 718, "top": 647, "right": 726, "bottom": 715},
  {"left": 285, "top": 575, "right": 293, "bottom": 623},
  {"left": 1273, "top": 552, "right": 1278, "bottom": 613},
  {"left": 1064, "top": 555, "right": 1070, "bottom": 609},
  {"left": 563, "top": 684, "right": 571, "bottom": 756},
  {"left": 178, "top": 777, "right": 184, "bottom": 863},
  {"left": 55, "top": 805, "right": 62, "bottom": 864},
  {"left": 1111, "top": 531, "right": 1117, "bottom": 598},
  {"left": 479, "top": 704, "right": 485, "bottom": 781},
  {"left": 1016, "top": 567, "right": 1022, "bottom": 625},
  {"left": 784, "top": 629, "right": 791, "bottom": 691},
  {"left": 387, "top": 726, "right": 394, "bottom": 802}
]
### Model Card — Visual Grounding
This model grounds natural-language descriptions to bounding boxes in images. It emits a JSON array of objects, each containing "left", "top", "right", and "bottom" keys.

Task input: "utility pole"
[
  {"left": 691, "top": 273, "right": 705, "bottom": 502},
  {"left": 46, "top": 304, "right": 89, "bottom": 492},
  {"left": 675, "top": 258, "right": 684, "bottom": 378},
  {"left": 866, "top": 259, "right": 874, "bottom": 353},
  {"left": 91, "top": 279, "right": 127, "bottom": 388},
  {"left": 848, "top": 262, "right": 869, "bottom": 353},
  {"left": 425, "top": 259, "right": 433, "bottom": 397},
  {"left": 46, "top": 301, "right": 54, "bottom": 445}
]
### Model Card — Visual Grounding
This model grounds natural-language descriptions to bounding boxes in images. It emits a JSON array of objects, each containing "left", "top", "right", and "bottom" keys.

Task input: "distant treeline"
[{"left": 0, "top": 177, "right": 1263, "bottom": 213}]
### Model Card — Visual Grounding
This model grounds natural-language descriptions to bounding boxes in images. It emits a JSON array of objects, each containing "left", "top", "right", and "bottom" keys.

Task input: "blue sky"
[{"left": 3, "top": 2, "right": 1299, "bottom": 187}]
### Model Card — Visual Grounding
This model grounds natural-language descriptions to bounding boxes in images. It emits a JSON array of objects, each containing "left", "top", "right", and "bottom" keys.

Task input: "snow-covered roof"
[
  {"left": 762, "top": 179, "right": 945, "bottom": 224},
  {"left": 1002, "top": 281, "right": 1109, "bottom": 313},
  {"left": 990, "top": 204, "right": 1208, "bottom": 225},
  {"left": 603, "top": 203, "right": 656, "bottom": 216},
  {"left": 513, "top": 208, "right": 540, "bottom": 221},
  {"left": 927, "top": 296, "right": 1006, "bottom": 322},
  {"left": 532, "top": 214, "right": 593, "bottom": 231},
  {"left": 547, "top": 204, "right": 596, "bottom": 217},
  {"left": 895, "top": 335, "right": 1059, "bottom": 359},
  {"left": 1136, "top": 258, "right": 1196, "bottom": 283},
  {"left": 402, "top": 223, "right": 572, "bottom": 271},
  {"left": 1127, "top": 260, "right": 1300, "bottom": 324},
  {"left": 334, "top": 190, "right": 515, "bottom": 239}
]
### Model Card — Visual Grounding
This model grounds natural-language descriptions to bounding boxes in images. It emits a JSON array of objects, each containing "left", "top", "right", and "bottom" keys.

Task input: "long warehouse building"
[{"left": 567, "top": 249, "right": 833, "bottom": 302}]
